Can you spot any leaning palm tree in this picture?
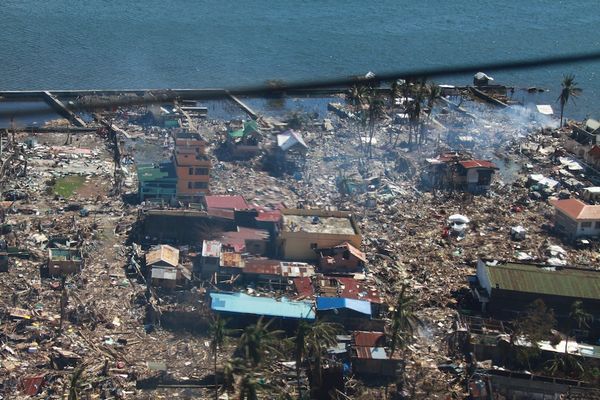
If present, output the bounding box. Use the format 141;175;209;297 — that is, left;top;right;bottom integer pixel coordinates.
388;284;422;357
239;317;284;367
557;74;579;127
209;315;235;400
293;319;339;399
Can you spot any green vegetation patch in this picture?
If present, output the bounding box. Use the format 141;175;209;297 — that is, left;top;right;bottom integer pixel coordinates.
53;175;87;198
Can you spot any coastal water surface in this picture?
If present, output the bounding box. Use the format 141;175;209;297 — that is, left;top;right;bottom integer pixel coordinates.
2;1;600;119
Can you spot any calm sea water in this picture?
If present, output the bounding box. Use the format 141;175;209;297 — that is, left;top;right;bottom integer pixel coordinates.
2;1;600;119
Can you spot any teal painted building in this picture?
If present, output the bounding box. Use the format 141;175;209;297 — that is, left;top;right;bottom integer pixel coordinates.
137;162;177;202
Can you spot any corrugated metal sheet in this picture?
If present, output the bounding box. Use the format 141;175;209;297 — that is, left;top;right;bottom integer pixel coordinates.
316;297;372;316
146;245;179;267
202;240;222;258
355;347;388;360
151;266;177;280
210;292;315;319
353;331;385;347
205;195;249;210
220;252;244;268
486;262;600;300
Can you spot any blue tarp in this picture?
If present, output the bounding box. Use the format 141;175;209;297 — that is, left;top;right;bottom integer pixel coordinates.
315;297;372;316
210;292;315;320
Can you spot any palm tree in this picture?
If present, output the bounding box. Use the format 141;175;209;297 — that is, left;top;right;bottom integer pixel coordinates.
366;95;386;158
293;319;339;399
557;74;579;127
209;315;234;400
239;317;284;367
565;301;592;356
388;284;422;358
238;373;259;400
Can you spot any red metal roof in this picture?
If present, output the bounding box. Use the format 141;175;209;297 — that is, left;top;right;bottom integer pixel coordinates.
293;277;314;298
20;374;45;396
325;276;383;304
205;195;249;210
255;210;282;222
551;198;600;220
458;160;498;169
353;331;386;347
589;145;600;159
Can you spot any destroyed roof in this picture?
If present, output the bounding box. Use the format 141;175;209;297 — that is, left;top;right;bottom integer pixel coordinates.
588;146;600;158
202;240;222;258
353;331;386;347
322;242;367;262
585;118;600;133
220;252;245;268
551;198;600;220
354;347;390;360
458;160;498;169
146;245;179;267
210;292;315;319
482;261;600;300
244;259;315;278
137;162;177;182
219;227;270;252
282;209;358;235
204;195;249;210
277;129;308;151
316;297;372;316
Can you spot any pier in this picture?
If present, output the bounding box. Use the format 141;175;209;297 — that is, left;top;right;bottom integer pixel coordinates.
41;91;87;127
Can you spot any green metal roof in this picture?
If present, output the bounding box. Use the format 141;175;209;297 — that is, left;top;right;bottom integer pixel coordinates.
228;129;245;138
228;121;259;138
137;162;177;183
486;262;600;300
243;120;258;134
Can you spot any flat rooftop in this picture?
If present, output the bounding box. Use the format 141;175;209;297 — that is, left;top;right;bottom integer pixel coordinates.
282;214;355;235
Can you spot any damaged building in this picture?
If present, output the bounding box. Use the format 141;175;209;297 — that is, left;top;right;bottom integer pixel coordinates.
278;209;362;261
422;152;498;194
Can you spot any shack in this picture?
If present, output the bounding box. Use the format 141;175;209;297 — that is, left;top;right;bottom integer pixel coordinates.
48;248;83;276
423;153;498;194
146;245;180;289
226;120;261;158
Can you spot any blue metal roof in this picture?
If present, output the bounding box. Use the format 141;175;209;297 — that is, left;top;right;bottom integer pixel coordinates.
315;297;372;316
210;292;315;320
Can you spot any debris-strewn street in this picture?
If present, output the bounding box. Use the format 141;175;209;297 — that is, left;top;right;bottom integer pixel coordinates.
2;82;600;399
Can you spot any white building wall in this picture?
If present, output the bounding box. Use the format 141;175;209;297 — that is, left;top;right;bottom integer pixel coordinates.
476;259;492;296
576;221;600;237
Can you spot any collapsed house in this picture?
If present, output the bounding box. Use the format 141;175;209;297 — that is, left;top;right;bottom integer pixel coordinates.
47;248;83;276
422;152;498;194
350;331;403;377
226;120;261;158
317;242;366;273
269;129;308;176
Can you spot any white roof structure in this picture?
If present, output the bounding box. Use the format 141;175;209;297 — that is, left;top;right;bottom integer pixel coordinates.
277;130;308;152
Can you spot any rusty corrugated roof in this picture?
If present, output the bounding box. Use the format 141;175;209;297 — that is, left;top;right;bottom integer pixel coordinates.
146;245;179;267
